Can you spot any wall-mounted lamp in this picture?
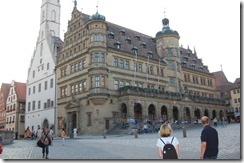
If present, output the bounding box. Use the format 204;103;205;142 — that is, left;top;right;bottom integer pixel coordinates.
96;108;99;115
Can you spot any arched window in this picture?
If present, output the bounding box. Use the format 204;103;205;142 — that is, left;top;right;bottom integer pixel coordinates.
51;10;56;22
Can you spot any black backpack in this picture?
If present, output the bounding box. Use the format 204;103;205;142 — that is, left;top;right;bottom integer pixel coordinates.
160;137;178;159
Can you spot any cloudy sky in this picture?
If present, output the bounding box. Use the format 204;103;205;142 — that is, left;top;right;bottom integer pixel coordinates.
0;0;240;86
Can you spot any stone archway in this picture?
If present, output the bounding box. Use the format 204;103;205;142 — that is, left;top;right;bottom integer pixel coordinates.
194;108;201;120
219;110;224;118
212;110;217;119
204;109;209;117
134;103;142;120
148;104;155;121
42;119;49;129
72;113;77;129
185;107;191;122
121;103;127;121
161;105;168;122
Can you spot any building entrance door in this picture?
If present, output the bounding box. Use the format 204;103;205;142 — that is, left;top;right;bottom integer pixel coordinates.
105;120;109;129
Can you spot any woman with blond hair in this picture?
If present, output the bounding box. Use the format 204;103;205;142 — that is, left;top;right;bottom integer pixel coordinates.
156;123;179;159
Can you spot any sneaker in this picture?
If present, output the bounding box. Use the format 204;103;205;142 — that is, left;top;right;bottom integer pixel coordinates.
42;154;45;158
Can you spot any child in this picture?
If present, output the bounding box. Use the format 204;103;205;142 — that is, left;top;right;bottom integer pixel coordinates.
61;128;66;146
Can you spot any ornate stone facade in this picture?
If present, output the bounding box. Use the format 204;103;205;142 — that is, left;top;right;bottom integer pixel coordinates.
56;6;227;135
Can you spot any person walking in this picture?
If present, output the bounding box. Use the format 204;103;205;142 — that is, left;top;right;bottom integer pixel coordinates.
25;127;31;139
49;127;54;141
200;116;219;159
213;117;218;127
156;123;179;159
61;128;66;146
36;126;42;140
40;127;52;159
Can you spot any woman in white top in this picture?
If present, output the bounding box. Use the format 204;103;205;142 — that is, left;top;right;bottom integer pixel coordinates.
156;123;179;159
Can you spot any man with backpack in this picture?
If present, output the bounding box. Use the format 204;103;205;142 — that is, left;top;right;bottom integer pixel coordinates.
40;127;52;159
156;123;179;159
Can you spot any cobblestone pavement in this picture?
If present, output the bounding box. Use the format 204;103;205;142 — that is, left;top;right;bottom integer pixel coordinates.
0;123;241;160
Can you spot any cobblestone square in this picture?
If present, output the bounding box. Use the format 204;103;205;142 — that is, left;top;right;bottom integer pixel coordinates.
0;123;241;160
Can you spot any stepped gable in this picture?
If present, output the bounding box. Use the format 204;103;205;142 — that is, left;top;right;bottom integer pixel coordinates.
15;82;26;102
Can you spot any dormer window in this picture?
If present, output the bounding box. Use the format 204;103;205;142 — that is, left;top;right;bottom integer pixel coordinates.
120;30;125;36
135;35;140;41
147;51;153;58
131;46;138;55
141;42;146;48
125;37;131;44
150;38;156;43
191;64;195;69
199;65;204;71
114;41;121;49
108;32;114;39
181;61;187;67
183;55;189;61
185;51;190;57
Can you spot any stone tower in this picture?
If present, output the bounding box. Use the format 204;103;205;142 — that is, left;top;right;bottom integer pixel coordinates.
155;17;184;93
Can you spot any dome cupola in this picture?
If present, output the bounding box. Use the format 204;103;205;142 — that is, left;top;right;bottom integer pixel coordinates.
89;5;106;22
89;11;106;21
156;18;179;37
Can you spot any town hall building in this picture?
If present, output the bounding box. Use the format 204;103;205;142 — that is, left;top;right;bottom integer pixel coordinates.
56;1;227;135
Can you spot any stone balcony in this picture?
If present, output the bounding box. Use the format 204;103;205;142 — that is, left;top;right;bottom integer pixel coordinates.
118;86;226;106
88;88;110;105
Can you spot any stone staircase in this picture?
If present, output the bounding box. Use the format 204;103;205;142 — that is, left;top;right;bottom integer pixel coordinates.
107;122;203;135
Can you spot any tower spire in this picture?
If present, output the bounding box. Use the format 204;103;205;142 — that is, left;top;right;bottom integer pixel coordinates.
164;8;166;18
96;0;99;13
73;0;77;8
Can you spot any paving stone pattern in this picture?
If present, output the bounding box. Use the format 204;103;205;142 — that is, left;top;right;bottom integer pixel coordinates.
0;123;241;160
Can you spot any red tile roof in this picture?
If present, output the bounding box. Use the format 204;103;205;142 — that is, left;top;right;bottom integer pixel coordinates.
15;82;26;102
213;71;232;87
80;13;211;74
234;78;240;84
0;83;11;108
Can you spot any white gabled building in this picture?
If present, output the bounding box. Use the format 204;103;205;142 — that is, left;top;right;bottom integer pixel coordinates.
25;0;62;135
